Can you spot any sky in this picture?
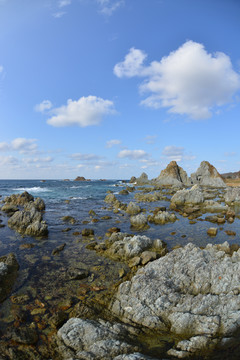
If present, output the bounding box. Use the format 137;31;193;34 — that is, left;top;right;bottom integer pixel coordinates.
0;0;240;179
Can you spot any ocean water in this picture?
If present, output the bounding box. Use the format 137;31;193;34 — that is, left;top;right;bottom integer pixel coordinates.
0;179;240;356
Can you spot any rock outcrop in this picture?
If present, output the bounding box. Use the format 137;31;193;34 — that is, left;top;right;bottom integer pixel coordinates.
110;241;240;359
135;173;149;185
57;318;157;360
0;253;19;303
171;184;204;206
154;161;189;186
4;192;48;237
224;187;240;203
191;161;226;187
74;176;91;181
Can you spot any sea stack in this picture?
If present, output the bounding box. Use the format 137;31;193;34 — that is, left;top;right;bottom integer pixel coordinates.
154;161;189;186
190;161;226;187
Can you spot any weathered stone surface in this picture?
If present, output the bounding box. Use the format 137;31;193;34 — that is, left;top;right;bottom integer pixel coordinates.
203;200;228;213
105;193;118;204
224;187;240;203
57;318;140;359
8;205;48;237
130;214;149;230
104;233;166;261
110;242;240;358
82;228;94;237
135;173;149;185
126;202;141;215
0;253;19;303
171;184;204;206
1;204;18;215
148;211;177;225
154;161;189;186
191;161;226;187
207;227;218;236
4;192;48;237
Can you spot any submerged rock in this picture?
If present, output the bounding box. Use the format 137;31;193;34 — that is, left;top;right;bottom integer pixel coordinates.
0;253;19;303
110;242;240;358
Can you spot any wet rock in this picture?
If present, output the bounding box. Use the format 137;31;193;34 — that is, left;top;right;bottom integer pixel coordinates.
89;209;97;216
49;310;68;328
130;214;149;230
4;191;34;206
126;202;141;215
225;230;236;236
191;161;226;187
134;192;164;202
67;267;89;280
0;253;19;303
119;189;129;195
225;209;236;221
52;243;66;255
82;228;94;237
105;193;118;204
129;176;137;184
62;227;71;232
128;257;141;268
207;227;218;236
110;242;240;358
1;204;18;215
57;318;140;359
61;215;76;224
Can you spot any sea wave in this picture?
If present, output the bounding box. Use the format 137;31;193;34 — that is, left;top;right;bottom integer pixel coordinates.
71;196;88;200
12;187;52;193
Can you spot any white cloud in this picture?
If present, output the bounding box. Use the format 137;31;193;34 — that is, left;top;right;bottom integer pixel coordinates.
97;0;124;16
162;145;196;162
58;0;71;8
70;153;103;161
118;149;149;160
0;138;38;154
23;157;53;164
35;100;53;113
106;139;121;148
144;135;157;144
0;155;19;166
114;47;147;78
114;41;240;119
47;96;115;127
53;11;66;18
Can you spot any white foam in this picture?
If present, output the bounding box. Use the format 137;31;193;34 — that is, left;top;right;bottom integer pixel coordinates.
12;187;51;193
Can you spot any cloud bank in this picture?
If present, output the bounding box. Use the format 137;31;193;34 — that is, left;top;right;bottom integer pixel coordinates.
47;96;115;127
118;149;149;160
0;138;38;154
114;41;240;119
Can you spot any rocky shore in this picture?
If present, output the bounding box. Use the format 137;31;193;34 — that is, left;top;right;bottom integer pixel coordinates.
0;161;240;359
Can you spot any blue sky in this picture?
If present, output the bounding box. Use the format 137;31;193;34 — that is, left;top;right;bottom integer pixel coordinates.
0;0;240;179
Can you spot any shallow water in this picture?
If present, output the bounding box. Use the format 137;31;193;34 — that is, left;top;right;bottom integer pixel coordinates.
0;180;240;358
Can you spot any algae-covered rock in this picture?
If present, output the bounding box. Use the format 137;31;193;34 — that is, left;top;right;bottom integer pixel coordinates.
0;253;19;303
130;214;149;230
126;202;141;215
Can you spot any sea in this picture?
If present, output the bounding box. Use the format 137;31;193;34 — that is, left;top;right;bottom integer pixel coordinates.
0;179;240;353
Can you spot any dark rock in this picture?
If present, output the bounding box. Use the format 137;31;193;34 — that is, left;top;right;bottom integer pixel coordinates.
67;267;89;280
82;228;94;236
52;243;66;256
10;326;38;345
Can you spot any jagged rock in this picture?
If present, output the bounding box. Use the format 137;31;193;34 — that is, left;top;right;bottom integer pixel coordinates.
1;204;18;215
104;234;166;261
191;161;226;187
126;202;141;215
154;161;189;186
134;192;164;202
135;173;149;185
0;253;19;303
57;318;140;359
105;193;118;204
129;176;137;184
224;187;240;203
130;214;149;230
4;191;34;206
171;185;204;206
110;242;240;358
8;205;48;237
148;211;177;225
